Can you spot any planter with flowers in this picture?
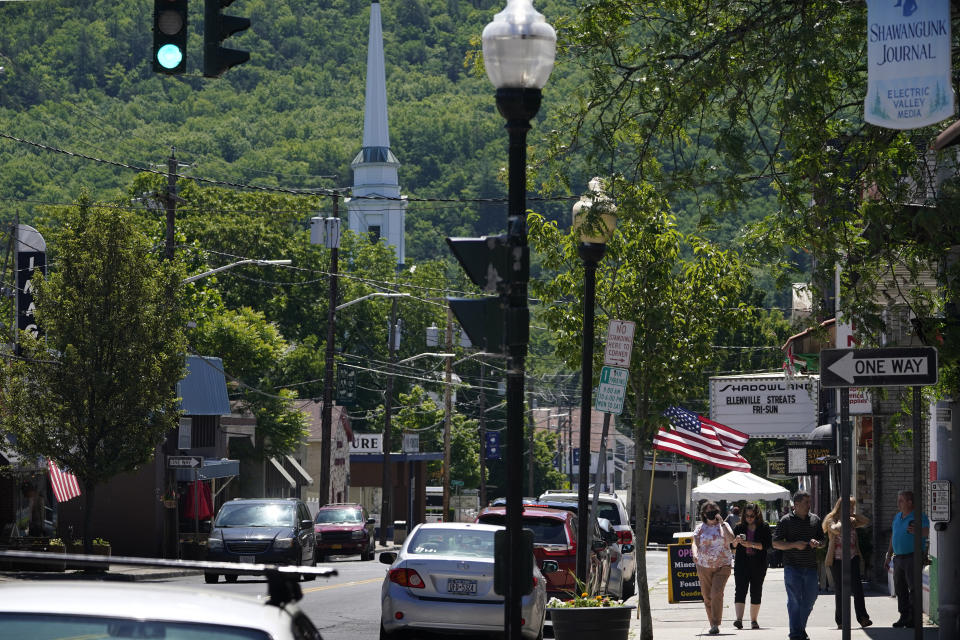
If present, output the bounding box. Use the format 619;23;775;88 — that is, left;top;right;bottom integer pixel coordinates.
546;589;634;640
66;538;111;572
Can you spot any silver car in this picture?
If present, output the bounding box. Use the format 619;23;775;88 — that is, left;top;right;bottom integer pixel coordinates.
379;522;548;640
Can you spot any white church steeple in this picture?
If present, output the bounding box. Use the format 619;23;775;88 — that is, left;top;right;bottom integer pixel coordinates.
347;0;407;266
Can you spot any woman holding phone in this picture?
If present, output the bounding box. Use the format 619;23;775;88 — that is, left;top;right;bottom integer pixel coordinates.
692;500;736;635
731;503;773;629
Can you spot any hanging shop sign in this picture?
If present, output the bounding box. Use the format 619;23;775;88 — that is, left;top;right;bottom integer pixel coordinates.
865;0;954;129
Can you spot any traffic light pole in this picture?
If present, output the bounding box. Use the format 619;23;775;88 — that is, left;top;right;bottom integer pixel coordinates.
497;86;539;640
319;193;340;507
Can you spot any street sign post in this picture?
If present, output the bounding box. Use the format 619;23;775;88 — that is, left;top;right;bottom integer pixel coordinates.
167;455;202;469
820;347;937;388
595;365;628;414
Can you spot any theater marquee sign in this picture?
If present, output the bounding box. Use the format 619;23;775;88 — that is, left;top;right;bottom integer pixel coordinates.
710;373;820;438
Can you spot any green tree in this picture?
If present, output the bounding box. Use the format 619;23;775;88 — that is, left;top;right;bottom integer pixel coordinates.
188;306;309;458
529;179;748;637
0;194;187;550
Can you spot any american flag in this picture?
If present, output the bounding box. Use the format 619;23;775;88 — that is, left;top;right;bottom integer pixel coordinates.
653;406;751;471
47;459;82;503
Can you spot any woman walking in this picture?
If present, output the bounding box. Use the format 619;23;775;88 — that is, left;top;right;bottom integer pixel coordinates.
692;500;736;635
731;503;772;629
822;497;872;628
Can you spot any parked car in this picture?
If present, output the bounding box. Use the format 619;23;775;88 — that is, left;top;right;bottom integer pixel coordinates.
475;504;613;598
539;490;637;598
205;497;317;583
489;496;538;507
314;503;376;561
0;568;326;640
379;522;548;640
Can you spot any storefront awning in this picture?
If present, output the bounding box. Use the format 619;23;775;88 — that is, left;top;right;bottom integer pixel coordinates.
269;456;296;488
175;458;239;481
285;455;313;485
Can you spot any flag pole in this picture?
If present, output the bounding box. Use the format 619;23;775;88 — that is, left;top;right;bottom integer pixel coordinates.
644;448;657;550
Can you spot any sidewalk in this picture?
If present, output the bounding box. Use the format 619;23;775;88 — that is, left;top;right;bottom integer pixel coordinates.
0;541;401;582
626;568;937;639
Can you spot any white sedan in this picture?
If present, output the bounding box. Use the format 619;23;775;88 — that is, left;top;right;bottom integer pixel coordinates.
379;522;548;640
0;580;323;639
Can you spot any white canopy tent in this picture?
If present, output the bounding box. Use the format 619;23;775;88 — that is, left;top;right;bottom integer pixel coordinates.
691;471;791;502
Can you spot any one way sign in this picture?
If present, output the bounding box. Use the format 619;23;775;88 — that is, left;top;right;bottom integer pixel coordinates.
820;347;938;388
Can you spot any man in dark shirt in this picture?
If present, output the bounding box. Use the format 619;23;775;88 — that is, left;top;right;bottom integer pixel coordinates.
773;491;825;640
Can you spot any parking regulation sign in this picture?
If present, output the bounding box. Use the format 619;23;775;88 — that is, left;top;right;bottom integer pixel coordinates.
595;365;628;414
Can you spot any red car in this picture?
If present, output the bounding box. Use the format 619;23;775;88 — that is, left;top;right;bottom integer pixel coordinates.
475;505;611;597
313;503;376;561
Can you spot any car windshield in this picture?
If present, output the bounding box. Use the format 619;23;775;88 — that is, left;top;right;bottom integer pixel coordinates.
215;503;295;527
0;613;270;639
315;508;363;524
407;528;496;558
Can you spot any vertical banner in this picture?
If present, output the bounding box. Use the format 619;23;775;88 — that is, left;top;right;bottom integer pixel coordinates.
15;224;46;339
865;0;953;129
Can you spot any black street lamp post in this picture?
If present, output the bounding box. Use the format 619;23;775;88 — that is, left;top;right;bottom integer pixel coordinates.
572;179;617;584
482;2;554;639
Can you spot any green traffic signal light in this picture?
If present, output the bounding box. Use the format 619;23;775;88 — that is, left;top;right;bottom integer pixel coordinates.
156;44;184;70
153;0;188;74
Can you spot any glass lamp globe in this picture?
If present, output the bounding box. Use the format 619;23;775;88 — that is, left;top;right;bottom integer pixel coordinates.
481;0;556;89
572;177;618;244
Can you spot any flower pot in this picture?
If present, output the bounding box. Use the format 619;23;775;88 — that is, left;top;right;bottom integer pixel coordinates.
547;606;635;640
163;499;177;509
66;543;111;572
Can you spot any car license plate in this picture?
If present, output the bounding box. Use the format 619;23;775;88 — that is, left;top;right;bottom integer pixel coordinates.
330;544;342;549
239;555;255;563
447;579;477;595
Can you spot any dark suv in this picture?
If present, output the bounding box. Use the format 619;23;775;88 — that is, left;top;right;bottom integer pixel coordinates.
205;498;317;583
314;503;376;561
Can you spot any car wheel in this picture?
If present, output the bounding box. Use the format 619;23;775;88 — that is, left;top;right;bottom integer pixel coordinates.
621;574;635;599
302;550;318;581
204;573;218;584
362;540;374;561
224;574;238;583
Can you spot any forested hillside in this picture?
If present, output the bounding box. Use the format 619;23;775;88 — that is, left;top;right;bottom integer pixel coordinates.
0;0;601;261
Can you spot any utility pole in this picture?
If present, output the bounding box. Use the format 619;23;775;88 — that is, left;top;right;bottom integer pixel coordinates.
164;147;178;559
479;362;487;507
379;296;399;546
165;148;178;260
319;193;340;508
442;307;453;521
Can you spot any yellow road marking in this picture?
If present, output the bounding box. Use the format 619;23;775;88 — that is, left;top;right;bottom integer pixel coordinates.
303;577;382;593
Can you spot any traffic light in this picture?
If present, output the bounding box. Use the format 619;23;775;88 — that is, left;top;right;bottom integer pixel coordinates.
446;235;528;354
204;0;250;77
153;0;188;74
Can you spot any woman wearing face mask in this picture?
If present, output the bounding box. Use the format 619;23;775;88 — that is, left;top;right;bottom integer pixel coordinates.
692;500;736;635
